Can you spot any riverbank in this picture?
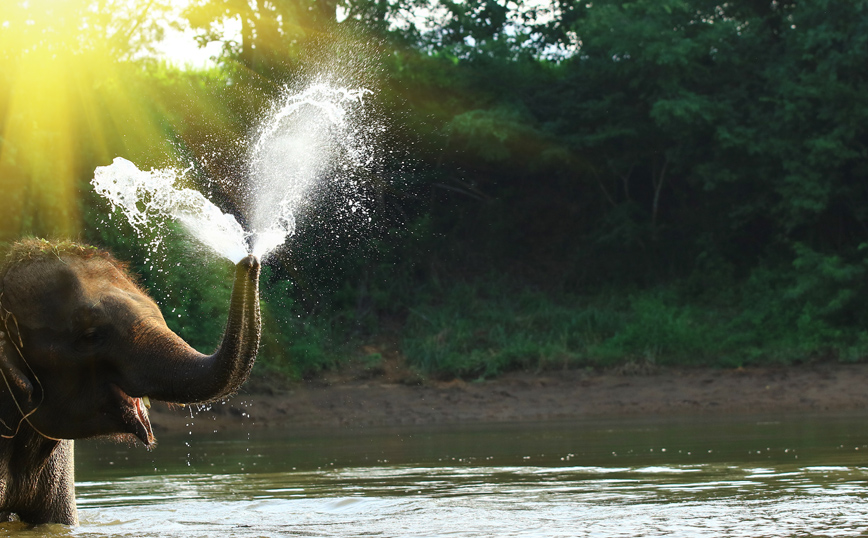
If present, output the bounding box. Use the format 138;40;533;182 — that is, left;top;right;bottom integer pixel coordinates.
147;362;868;434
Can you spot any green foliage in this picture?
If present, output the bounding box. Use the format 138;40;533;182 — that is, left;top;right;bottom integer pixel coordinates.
256;268;335;379
401;278;587;378
6;0;868;384
786;243;868;326
445;105;545;163
399;279;725;378
594;294;715;365
400;271;868;379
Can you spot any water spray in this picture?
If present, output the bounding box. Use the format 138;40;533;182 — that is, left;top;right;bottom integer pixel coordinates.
92;82;377;264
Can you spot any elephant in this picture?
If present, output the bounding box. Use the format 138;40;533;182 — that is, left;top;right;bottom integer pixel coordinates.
0;238;261;525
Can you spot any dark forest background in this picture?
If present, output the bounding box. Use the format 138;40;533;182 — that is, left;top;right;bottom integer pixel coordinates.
2;0;868;380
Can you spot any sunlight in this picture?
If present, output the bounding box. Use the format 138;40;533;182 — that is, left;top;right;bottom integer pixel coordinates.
0;0;231;240
0;1;97;238
152;27;228;69
146;1;242;69
0;50;81;237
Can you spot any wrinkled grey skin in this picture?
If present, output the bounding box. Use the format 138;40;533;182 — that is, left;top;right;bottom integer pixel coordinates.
0;240;261;525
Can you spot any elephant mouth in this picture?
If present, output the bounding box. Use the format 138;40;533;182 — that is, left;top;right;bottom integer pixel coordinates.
110;384;154;447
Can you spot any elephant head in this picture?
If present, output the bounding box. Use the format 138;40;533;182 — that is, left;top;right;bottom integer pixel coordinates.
0;239;261;447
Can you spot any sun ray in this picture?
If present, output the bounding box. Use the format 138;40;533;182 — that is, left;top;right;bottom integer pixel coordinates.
0;0;217;241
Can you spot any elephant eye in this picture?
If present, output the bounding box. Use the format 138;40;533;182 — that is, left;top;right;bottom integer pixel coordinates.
77;327;105;348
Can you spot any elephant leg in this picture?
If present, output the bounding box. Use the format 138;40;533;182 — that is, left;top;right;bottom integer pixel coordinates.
11;441;77;526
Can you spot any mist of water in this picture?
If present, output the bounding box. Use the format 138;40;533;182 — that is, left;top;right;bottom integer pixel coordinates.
246;84;372;259
92;82;376;264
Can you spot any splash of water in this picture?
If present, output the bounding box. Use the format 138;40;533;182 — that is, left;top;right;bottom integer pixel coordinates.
92;157;250;263
247;83;372;258
92;82;375;264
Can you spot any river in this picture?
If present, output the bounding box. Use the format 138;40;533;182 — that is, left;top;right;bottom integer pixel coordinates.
4;412;868;537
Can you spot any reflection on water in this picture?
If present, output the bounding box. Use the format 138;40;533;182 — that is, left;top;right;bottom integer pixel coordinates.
6;413;868;537
75;464;868;537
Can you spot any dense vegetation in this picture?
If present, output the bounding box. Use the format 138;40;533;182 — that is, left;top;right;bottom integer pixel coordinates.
2;0;868;380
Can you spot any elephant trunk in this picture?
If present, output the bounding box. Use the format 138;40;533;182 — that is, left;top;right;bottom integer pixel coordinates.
124;255;261;404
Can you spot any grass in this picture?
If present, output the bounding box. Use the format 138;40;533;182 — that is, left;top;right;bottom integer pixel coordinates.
250;258;868;381
397;275;868;379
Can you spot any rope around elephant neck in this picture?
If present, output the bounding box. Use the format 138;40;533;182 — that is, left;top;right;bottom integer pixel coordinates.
0;293;61;442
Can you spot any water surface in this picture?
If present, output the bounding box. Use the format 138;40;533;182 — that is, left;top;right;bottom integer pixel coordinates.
7;413;868;537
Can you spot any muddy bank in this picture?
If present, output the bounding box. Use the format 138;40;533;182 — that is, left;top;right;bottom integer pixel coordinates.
145;363;868;434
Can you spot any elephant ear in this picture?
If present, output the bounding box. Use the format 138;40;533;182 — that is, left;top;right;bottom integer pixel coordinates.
0;317;38;438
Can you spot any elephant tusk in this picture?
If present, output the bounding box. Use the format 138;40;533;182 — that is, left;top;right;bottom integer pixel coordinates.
142;396;151;409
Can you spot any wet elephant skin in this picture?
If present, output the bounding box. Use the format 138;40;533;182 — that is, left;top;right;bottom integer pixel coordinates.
0;239;261;525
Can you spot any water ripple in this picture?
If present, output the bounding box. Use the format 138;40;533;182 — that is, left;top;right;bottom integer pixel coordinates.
66;464;868;537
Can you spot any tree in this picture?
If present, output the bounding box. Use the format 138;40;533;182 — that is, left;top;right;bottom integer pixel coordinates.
520;0;868;276
184;0;352;73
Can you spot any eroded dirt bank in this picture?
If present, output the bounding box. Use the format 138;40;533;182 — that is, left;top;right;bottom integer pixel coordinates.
147;363;868;434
